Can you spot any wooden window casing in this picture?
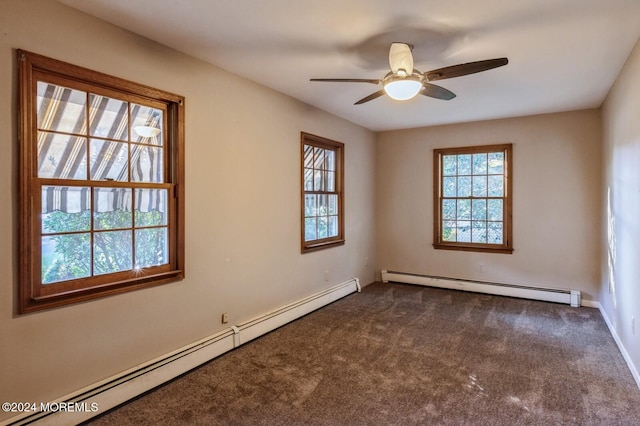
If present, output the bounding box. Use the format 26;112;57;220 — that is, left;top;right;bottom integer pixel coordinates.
18;50;185;313
301;133;344;253
433;144;513;254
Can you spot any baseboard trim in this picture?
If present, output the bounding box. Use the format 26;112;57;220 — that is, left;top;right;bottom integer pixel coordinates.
597;303;640;390
580;299;600;308
2;278;361;426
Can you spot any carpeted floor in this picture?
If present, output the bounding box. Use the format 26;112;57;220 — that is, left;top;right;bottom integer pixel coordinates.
87;282;640;425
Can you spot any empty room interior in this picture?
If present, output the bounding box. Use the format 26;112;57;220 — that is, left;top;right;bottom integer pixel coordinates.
1;0;640;424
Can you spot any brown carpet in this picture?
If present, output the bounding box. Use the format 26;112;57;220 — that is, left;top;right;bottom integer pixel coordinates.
86;282;640;425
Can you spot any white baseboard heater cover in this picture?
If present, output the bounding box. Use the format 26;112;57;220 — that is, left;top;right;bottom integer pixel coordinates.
381;270;581;307
234;278;360;346
4;278;361;426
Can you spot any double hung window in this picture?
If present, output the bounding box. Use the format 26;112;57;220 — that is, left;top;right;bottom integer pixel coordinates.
18;50;185;312
433;144;513;253
301;133;344;252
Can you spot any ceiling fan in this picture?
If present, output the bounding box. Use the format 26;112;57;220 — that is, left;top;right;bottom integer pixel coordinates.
311;43;508;105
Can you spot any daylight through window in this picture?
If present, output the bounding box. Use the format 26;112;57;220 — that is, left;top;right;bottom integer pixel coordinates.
433;144;513;253
301;133;344;252
19;50;185;312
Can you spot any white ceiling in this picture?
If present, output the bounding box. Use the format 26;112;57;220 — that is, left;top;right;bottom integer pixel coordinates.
57;0;640;131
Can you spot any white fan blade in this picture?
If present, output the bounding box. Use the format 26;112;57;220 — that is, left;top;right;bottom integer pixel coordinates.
389;42;414;75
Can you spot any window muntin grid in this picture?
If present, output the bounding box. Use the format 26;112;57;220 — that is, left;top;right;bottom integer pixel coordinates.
434;144;512;253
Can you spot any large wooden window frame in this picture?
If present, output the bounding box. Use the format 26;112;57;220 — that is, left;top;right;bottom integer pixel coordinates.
18;50;185;313
433;143;513;254
301;132;344;253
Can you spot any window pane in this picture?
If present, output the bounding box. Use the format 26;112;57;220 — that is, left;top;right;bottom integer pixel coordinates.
326;150;335;171
443;177;457;197
472;153;487;175
313;170;324;191
317;216;328;239
471;199;487;221
457;199;471;220
94;230;132;275
458;154;472;175
443;155;457;176
488;222;503;244
472;221;487;243
90;139;128;181
488;199;503;221
328;215;338;237
131;104;163;145
131;145;164;183
304;194;316;217
488;152;504;174
314;147;325;170
457;221;471;242
41;186;91;234
37;132;87;180
442;221;456;242
304;218;316;241
94;188;132;230
318;194;328;215
488;175;504;197
328;195;338;215
42;233;91;284
304;168;313;191
327;170;335;192
457;176;471;197
89;94;128;141
304;145;313;168
135;189;168;227
442;199;456;220
322;171;329;191
37;82;86;134
472;176;487;197
135;228;168;268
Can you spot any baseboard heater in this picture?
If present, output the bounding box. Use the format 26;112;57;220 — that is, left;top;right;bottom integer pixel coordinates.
233;278;361;346
381;270;581;307
4;278;361;426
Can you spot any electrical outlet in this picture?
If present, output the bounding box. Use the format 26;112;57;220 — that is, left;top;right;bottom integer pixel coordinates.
221;312;229;324
632;316;635;335
324;270;330;282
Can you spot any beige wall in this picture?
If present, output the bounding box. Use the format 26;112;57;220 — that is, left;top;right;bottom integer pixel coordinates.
376;110;602;300
601;37;640;378
0;0;376;416
2;0;637;418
